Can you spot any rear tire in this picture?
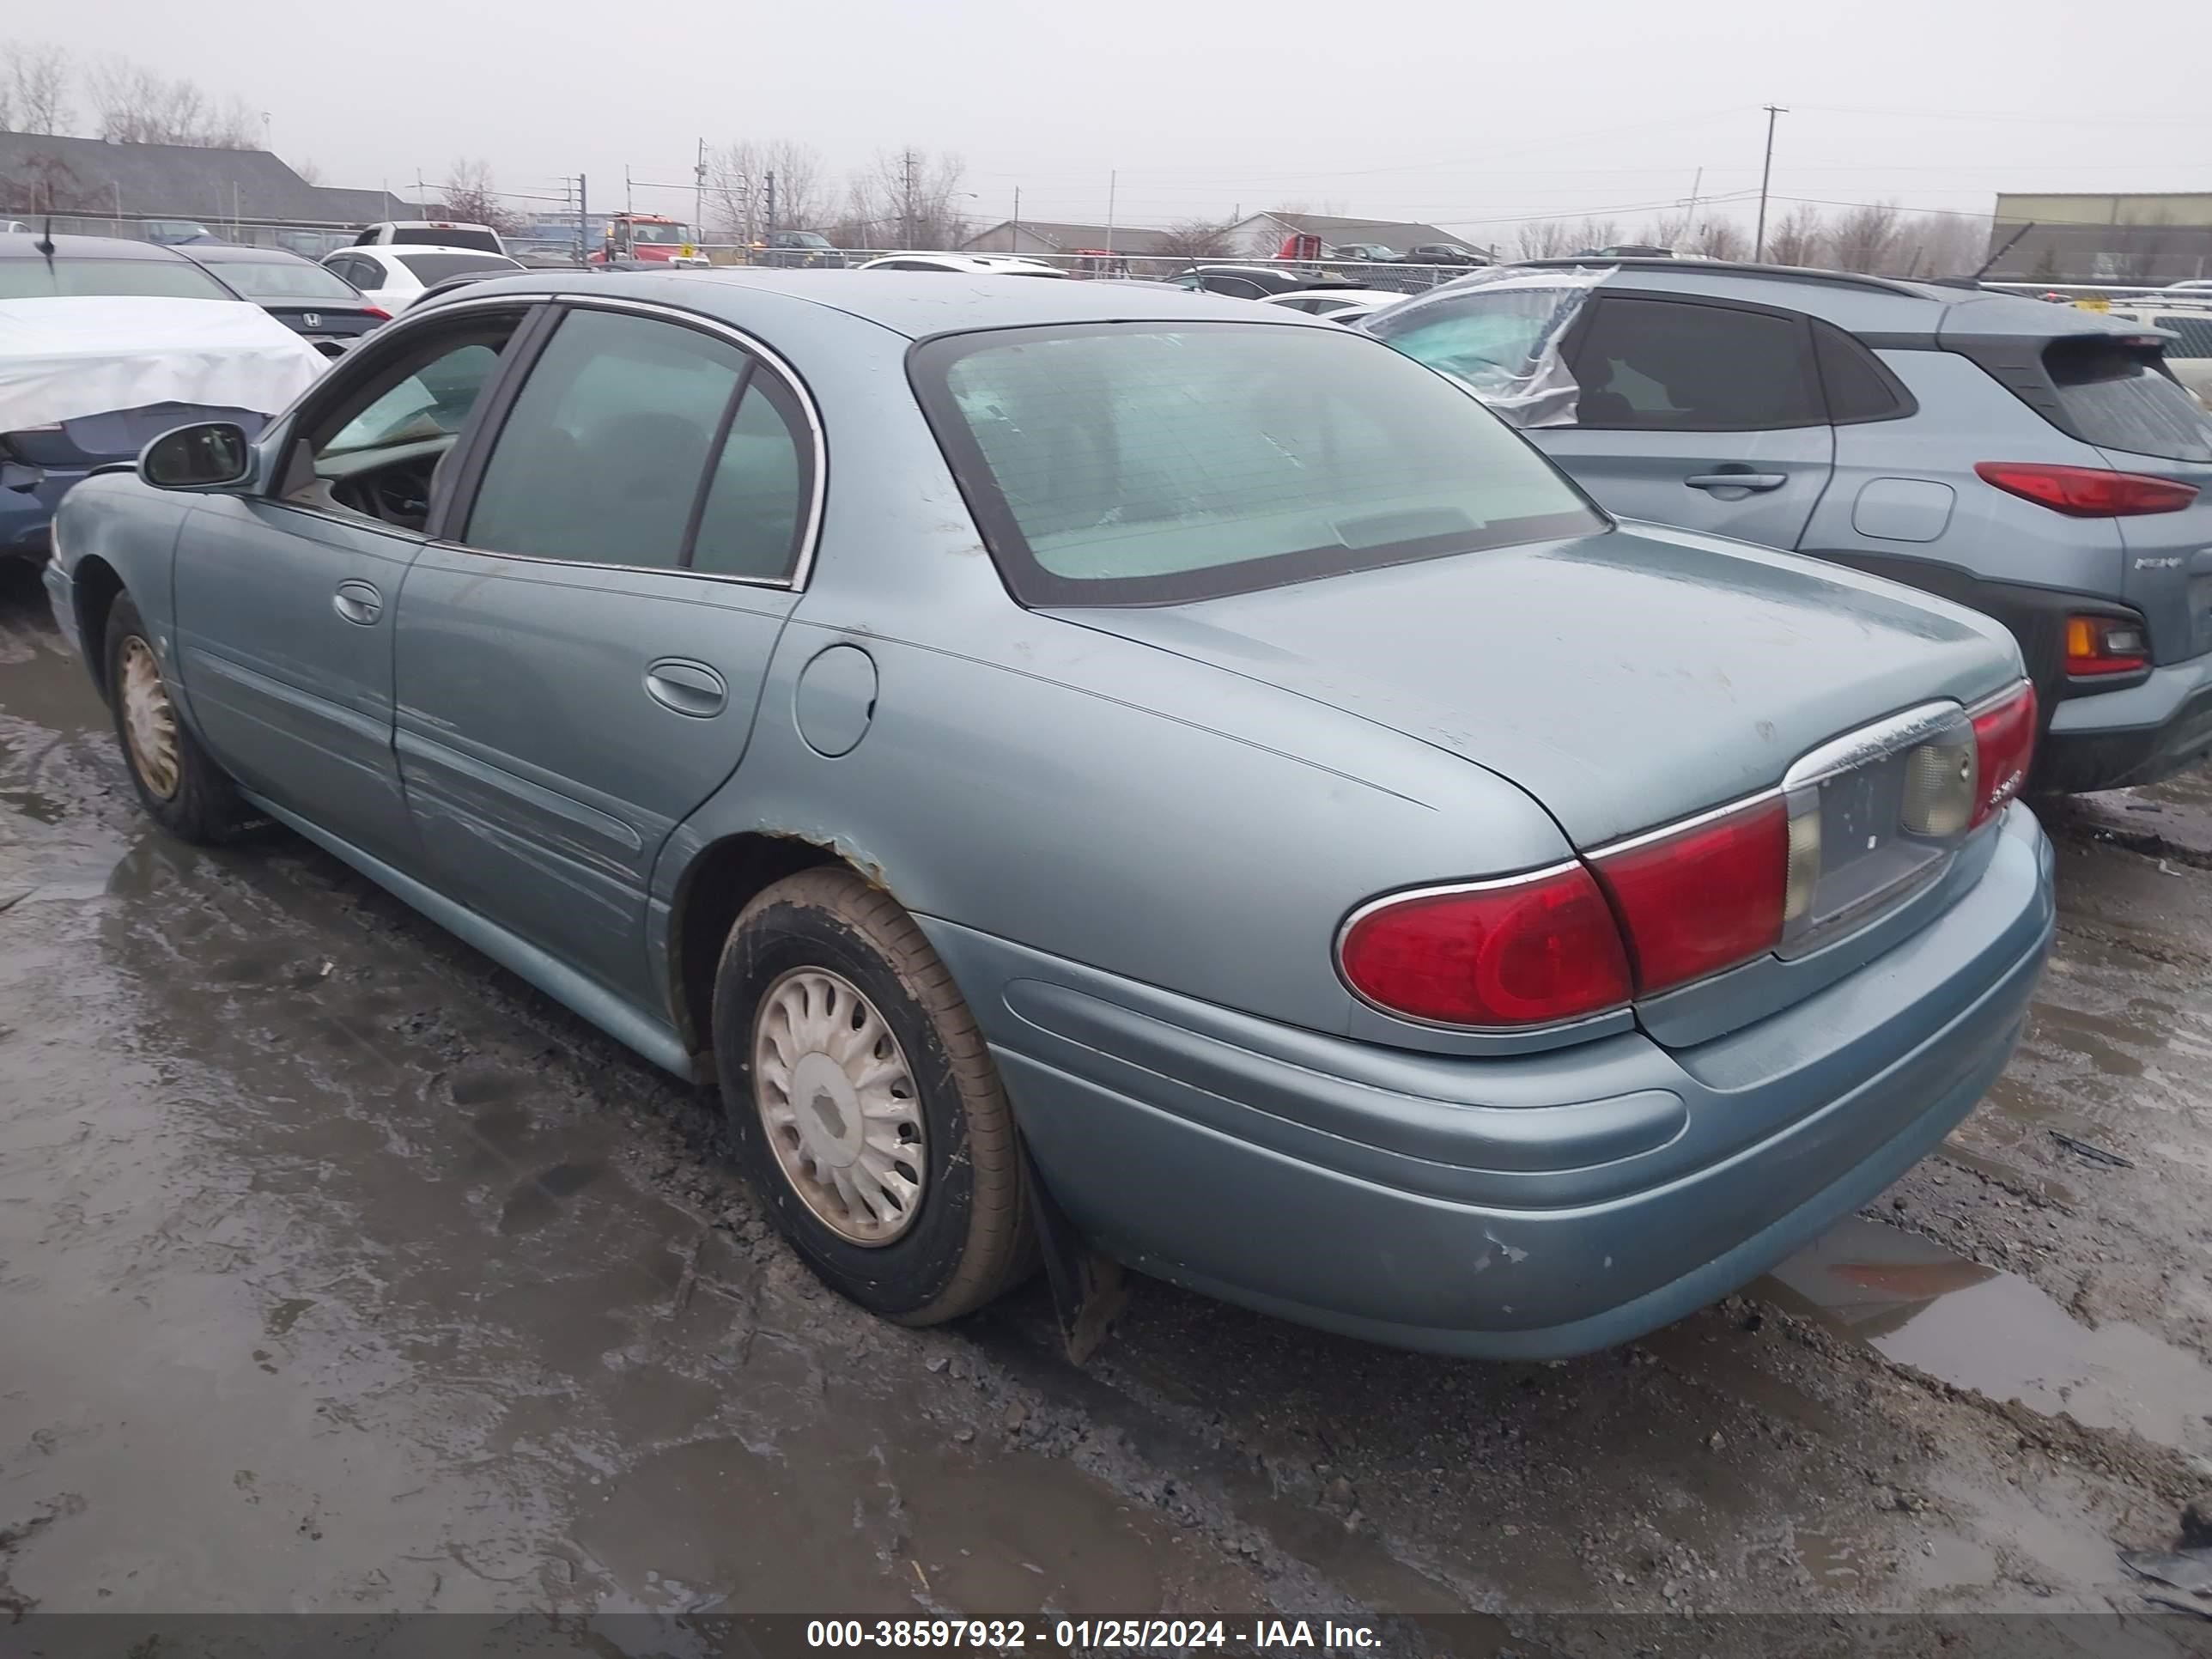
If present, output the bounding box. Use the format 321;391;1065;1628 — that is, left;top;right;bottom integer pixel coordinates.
712;867;1034;1324
104;592;250;843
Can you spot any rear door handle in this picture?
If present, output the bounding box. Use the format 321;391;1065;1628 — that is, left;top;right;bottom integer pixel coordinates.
332;580;383;624
644;658;727;719
1685;472;1788;494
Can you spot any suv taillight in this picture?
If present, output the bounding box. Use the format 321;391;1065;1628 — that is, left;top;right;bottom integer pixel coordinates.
1975;462;2197;517
1969;681;2038;829
2064;614;2148;677
1337;866;1631;1028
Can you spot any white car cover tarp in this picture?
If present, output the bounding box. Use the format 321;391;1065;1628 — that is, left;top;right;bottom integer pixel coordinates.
0;296;326;432
1365;265;1613;428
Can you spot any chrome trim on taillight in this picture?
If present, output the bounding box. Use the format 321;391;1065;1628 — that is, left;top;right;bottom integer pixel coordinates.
1585;787;1782;861
1783;700;1962;791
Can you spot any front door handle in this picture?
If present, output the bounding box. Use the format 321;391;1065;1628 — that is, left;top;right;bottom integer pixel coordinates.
332;580;383;625
1685;471;1788;494
644;658;727;719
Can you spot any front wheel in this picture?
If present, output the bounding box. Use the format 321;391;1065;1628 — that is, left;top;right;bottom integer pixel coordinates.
711;867;1034;1324
103;592;250;842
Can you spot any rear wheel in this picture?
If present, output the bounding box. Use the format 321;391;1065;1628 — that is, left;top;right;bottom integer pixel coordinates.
104;592;249;843
711;867;1034;1323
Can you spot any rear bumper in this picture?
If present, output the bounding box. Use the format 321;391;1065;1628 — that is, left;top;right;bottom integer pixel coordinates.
2039;652;2212;793
42;555;80;658
921;805;2054;1358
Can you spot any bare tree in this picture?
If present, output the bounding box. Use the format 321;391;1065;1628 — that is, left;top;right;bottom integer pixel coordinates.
1889;210;1987;278
293;155;324;185
1765;203;1827;266
1628;212;1690;252
1158;217;1239;260
1;45;70;135
1686;216;1751;261
1513;219;1577;259
0;152;94;215
861;147;969;251
435;158;522;233
708;139;830;243
87;54;259;147
1562;217;1620;253
1826;200;1903;273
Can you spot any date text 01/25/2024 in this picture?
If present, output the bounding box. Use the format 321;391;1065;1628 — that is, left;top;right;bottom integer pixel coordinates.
805;1619;1382;1650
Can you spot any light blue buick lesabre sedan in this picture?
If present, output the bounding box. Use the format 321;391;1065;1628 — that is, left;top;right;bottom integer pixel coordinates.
45;270;2054;1358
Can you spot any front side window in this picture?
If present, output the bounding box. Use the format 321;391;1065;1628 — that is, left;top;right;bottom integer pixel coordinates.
0;257;232;301
465;308;749;567
912;320;1601;606
284;313;524;529
1567;296;1821;430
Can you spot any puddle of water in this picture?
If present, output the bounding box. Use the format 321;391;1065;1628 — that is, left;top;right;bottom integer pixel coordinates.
1756;1214;2212;1455
1794;1528;1864;1589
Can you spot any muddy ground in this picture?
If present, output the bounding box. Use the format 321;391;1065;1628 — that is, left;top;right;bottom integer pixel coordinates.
3;560;2209;1645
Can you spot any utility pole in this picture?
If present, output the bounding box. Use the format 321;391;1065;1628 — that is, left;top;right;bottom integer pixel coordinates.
766;169;777;240
1685;165;1702;249
902;149;918;248
1753;105;1785;261
416;168;426;213
1012;185;1020;249
625;165;634;216
693;137;706;240
1105;169;1116;254
578;173;588;266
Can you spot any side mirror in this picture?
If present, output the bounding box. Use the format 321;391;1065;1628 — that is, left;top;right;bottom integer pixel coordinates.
140;422;252;490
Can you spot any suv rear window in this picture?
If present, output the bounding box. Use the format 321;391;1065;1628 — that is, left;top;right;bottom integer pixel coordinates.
388;226;502;253
394;252;523;284
911;321;1602;606
2046;338;2212;463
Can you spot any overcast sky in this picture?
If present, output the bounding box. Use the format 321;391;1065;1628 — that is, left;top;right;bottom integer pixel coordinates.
24;0;2212;240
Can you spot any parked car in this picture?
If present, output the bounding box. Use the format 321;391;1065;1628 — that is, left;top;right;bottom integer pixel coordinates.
1261;287;1404;319
352;220;507;257
142;220;222;246
1406;242;1492;268
0;233;325;561
1362;258;2212;793
175;243;391;357
2098;298;2212;410
1581;244;1675;258
856;254;1066;277
45;270;2052;1359
1329;243;1401;263
759;230;848;269
1165;264;1358;299
320;246;525;313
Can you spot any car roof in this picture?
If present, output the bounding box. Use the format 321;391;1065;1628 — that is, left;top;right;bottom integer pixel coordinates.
0;232;193;262
416;267;1327;337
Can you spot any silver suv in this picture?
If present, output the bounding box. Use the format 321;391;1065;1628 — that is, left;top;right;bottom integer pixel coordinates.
1362;259;2212;793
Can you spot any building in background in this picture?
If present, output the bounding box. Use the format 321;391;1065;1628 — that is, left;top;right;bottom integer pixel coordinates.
0;131;417;232
1987;192;2212;284
1223;210;1476;260
962;219;1178;258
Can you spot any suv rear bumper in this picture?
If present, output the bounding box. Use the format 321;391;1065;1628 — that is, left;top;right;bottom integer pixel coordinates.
921;806;2053;1358
2040;652;2212;793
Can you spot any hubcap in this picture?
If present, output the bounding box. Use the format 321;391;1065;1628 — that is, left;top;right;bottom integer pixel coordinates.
118;636;181;800
751;968;926;1246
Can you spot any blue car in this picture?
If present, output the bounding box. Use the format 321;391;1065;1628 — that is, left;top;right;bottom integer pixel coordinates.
46;270;2053;1358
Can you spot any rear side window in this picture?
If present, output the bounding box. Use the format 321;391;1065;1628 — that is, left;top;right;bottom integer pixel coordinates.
1568;297;1822;430
2045;337;2212;463
1812;320;1913;422
911;320;1601;606
690;374;811;581
466;308;748;567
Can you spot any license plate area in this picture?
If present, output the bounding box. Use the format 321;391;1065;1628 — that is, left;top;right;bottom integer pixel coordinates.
1778;701;1974;960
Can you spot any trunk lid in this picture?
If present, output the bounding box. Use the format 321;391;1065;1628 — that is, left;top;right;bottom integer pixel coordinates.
1054;525;2020;849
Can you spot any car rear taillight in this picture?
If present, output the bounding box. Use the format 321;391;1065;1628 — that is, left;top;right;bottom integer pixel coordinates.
1968;682;2037;830
2064;613;2148;677
1337;866;1632;1028
1589;797;1790;996
1975;462;2197;517
361;305;392;320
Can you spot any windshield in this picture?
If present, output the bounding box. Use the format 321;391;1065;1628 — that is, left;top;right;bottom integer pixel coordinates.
393;252;522;283
210;259;362;301
323;343;503;455
625;222;686;245
388;225;501;252
0;257;234;301
785;233;831;248
911;321;1602;606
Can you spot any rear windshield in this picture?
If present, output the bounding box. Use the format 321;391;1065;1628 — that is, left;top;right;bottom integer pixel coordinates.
211;259;362;301
393;252;522;283
0;257;232;301
2047;338;2212;463
910;320;1602;606
389;226;501;252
